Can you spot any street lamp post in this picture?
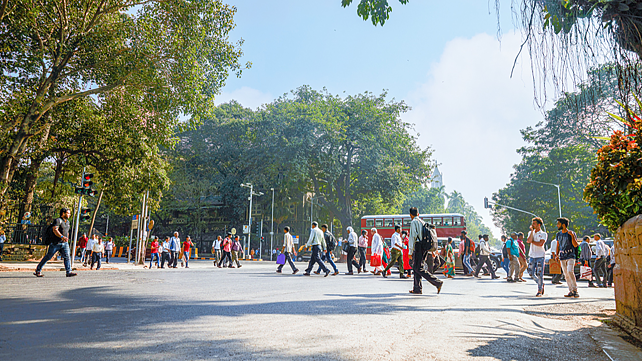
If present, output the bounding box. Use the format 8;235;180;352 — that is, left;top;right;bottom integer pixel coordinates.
527;180;562;218
241;183;263;259
270;188;275;261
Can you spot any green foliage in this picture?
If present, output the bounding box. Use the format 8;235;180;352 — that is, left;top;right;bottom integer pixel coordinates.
584;101;642;232
446;191;496;243
400;186;446;215
341;0;409;26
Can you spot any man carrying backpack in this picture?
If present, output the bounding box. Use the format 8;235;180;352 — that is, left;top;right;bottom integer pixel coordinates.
317;224;338;276
408;207;442;295
34;208;77;277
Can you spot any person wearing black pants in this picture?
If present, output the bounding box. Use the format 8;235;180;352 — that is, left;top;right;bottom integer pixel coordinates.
357;230;368;273
408;207;442;295
303;222;330;277
345;226;361;274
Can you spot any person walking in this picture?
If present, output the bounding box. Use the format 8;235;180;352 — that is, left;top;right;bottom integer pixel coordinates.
104;237;114;264
460;231;474;277
161;236;171;268
401;231;412;277
527;217;547;296
607;244;615;287
318;224;338;276
182;236;194;268
84;235;97;267
345;226;361;275
593;234;608;288
506;232;521;282
218;234;233;268
212;235;222;266
516;232;528;282
0;229;6;262
149;237;160;269
303;222;330;277
500;235;509;277
169;232;180;268
277;227;299;274
90;238;104;270
579;236;597;287
408;207;443;295
556;217;580;298
550;238;563;284
443;237;455;278
78;233;88;263
358;229;368;273
474;235;499;279
231;235;242;268
382;226;406;278
34;208;76;277
369;228;384;275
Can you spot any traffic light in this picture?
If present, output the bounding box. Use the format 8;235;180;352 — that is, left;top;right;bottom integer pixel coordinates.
80;207;91;222
74;172;97;197
484;197;489;209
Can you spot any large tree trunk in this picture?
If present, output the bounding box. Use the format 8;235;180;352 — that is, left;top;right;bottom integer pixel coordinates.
19;157;45;219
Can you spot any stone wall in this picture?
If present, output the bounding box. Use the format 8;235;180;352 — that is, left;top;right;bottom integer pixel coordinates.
0;244;47;261
614;214;642;342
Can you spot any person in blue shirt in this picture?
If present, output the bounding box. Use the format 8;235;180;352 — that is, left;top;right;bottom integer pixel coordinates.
506;232;521;282
0;229;6;262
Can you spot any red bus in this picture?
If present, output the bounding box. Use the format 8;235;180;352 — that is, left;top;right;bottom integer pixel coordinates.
360;213;466;255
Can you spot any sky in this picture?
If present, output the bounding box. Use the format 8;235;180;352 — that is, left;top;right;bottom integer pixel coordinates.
215;0;548;237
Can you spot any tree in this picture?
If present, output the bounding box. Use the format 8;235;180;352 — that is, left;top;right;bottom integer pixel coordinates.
400;186;446;215
341;0;408;26
0;0;248;217
446;190;496;243
261;86;433;234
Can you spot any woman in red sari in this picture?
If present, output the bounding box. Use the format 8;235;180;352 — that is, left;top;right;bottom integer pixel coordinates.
402;230;412;277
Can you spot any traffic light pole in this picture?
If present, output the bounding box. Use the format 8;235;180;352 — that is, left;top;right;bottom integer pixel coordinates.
70;167;86;267
484;198;547;233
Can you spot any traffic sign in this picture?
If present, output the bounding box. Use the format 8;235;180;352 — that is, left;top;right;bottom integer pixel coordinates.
243;225;249;234
231;228;237;235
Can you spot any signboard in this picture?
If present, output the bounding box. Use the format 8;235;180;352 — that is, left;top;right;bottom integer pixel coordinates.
243;225;249;234
131;215;139;229
293;236;299;245
231;228;237;235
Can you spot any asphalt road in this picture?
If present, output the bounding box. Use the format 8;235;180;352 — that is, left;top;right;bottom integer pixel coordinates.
0;260;616;361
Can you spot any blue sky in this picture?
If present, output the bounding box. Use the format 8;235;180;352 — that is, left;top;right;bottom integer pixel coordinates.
217;0;547;237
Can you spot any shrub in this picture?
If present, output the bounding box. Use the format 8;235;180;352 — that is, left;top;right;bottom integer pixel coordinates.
584;108;642;232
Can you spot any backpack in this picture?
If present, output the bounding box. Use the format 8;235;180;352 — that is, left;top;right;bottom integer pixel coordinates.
470;239;476;253
474;242;481;257
42;219;62;245
421;222;438;252
326;233;336;250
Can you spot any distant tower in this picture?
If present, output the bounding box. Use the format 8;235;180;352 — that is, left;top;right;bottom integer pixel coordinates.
430;166;443;189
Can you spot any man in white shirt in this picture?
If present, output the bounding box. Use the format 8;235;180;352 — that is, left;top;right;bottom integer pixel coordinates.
161;236;171;268
169;232;180;268
382;225;406;278
303;222;330;277
104;238;114;264
277;227;299;274
345;227;361;275
84;235;98;267
527;217;548;297
408;207;443;295
212;235;222;266
550;238;562;284
593;233;608;288
90;238;104;270
474;234;499;279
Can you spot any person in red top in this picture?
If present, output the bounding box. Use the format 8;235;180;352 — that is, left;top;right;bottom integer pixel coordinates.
78;233;89;264
182;236;194;268
402;231;412;277
217;234;233;268
149;237;160;269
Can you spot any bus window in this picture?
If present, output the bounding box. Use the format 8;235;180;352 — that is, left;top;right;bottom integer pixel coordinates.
386;219;394;227
423;217;432;225
375;219;383;228
443;217;452;226
394;219;402;227
453;217;462;226
366;219;374;228
402;217;411;225
433;217;442;226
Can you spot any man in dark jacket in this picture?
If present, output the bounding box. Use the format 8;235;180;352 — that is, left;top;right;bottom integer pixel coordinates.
317;224;339;275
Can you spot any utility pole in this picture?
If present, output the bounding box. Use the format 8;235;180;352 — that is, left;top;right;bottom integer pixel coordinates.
270;188;275;261
259;217;263;259
241;183;263;259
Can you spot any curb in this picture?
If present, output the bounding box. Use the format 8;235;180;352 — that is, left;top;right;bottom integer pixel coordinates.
590;323;642;360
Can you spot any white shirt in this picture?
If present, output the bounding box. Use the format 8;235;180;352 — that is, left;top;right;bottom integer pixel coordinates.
87;238;97;252
391;232;403;251
347;232;358;247
550;239;558;254
595;239;609;258
283;232;295;253
104;240;114;251
306;227;324;247
92;242;104;253
214;238;221;250
371;233;383;256
162;240;170;252
479;240;491;256
528;230;547;258
610;245;616;265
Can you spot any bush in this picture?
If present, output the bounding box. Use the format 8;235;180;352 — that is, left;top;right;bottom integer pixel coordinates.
584;111;642;232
